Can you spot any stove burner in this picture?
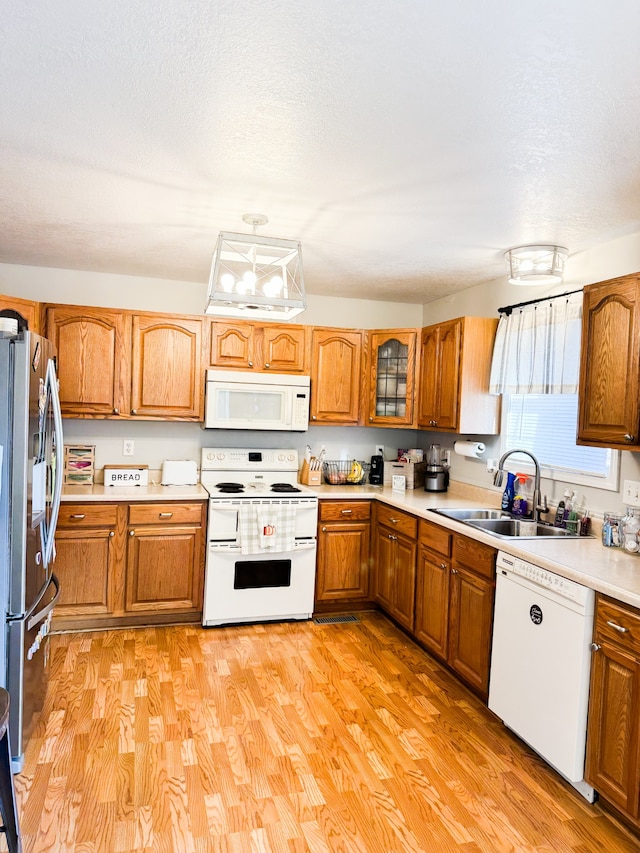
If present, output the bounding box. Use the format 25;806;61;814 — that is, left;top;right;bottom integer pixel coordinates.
271;483;302;493
216;482;245;494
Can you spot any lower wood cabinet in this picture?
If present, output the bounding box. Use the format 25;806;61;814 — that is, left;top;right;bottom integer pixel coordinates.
415;519;496;698
586;595;640;825
315;501;372;609
52;500;206;630
373;504;418;631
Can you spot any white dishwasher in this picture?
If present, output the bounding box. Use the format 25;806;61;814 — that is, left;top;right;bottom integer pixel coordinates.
489;551;596;802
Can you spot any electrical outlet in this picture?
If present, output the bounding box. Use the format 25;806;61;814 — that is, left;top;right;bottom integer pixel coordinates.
375;444;385;458
123;439;135;456
623;479;640;507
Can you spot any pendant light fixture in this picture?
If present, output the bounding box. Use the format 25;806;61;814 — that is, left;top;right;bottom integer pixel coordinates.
504;244;568;285
205;214;306;320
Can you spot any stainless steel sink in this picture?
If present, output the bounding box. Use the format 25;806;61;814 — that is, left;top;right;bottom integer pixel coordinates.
428;507;587;539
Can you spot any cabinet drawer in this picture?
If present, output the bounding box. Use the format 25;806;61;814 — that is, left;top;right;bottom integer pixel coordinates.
128;503;204;526
452;534;496;579
376;505;417;538
58;504;119;527
319;501;371;522
596;596;640;654
419;519;451;557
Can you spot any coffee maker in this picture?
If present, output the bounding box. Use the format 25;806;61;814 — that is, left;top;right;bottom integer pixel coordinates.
369;455;384;485
424;444;449;493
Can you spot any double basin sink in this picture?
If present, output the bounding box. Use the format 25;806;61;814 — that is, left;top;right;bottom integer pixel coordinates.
429;507;586;540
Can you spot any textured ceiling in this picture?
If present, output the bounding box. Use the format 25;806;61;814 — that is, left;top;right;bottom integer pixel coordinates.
2;1;640;304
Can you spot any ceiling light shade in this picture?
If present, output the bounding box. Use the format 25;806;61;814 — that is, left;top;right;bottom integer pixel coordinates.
504;244;568;286
205;216;305;320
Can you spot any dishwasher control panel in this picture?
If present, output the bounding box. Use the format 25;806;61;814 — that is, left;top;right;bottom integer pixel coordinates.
496;551;594;608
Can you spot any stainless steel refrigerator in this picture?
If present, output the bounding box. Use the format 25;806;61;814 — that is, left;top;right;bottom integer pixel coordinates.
0;329;63;771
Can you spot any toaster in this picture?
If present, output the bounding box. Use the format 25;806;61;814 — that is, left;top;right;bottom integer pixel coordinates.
161;459;198;486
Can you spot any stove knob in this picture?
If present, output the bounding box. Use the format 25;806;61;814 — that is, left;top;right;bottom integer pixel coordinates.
278;453;285;461
217;453;225;460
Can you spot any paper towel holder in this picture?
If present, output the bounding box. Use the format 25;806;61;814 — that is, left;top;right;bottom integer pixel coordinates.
453;440;486;458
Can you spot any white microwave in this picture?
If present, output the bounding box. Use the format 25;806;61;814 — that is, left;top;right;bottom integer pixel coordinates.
204;369;310;431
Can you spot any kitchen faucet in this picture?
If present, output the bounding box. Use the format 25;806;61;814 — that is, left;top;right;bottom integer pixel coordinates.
493;449;549;522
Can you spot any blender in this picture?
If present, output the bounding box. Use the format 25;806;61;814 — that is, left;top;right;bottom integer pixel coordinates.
424;443;449;492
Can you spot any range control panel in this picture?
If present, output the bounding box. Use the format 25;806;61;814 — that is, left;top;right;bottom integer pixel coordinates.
201;448;298;471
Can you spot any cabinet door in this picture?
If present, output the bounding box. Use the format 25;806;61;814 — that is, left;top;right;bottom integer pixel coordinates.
368;330;417;427
131;314;203;419
262;325;308;373
578;277;640;448
54;528;118;617
209;321;257;369
46;306;130;416
448;567;494;697
417;325;439;427
316;522;370;601
0;294;42;334
586;641;640;817
125;525;203;614
393;534;417;631
373;525;395;612
415;545;450;661
310;329;363;424
435;319;462;430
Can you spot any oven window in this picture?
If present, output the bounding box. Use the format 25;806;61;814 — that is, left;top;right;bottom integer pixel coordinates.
234;559;292;590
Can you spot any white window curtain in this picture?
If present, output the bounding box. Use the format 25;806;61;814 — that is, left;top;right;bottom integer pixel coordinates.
489;292;583;395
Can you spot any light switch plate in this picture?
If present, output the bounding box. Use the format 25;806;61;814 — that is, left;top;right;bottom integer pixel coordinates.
623;479;640;507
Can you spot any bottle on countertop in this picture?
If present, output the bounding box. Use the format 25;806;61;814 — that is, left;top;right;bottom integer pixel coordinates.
501;472;516;513
622;507;640;553
554;500;566;527
511;473;532;517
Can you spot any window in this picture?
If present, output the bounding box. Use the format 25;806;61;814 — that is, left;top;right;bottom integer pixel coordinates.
502;392;619;491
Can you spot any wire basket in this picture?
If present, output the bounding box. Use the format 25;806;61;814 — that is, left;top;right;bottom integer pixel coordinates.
322;460;370;485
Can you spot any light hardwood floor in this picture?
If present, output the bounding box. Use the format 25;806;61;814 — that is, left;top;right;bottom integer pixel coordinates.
9;613;640;852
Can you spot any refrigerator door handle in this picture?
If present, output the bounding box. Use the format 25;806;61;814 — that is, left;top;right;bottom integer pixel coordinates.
43;357;64;568
27;573;60;632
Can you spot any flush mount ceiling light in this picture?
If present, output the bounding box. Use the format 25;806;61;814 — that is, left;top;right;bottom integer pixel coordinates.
205;214;306;320
504;244;569;286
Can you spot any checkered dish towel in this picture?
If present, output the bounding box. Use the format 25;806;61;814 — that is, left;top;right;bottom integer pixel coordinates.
237;504;297;555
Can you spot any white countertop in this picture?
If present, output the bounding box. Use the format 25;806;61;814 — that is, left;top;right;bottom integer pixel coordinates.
62;483;210;502
315;483;640;610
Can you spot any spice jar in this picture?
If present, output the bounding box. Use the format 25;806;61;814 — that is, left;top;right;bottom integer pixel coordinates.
602;513;623;548
622;507;640;553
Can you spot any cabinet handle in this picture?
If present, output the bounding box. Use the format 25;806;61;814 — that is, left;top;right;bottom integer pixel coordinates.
131;409;137;415
389;518;398;524
70;514;86;519
451;568;458;575
340;509;352;515
440;563;447;569
113;408;120;415
624;434;635;442
312;415;317;420
265;363;270;369
129;530;135;536
322;526;327;533
590;642;601;652
159;512;173;518
109;531;115;537
248;361;253;367
388;534;397;541
369;417;373;421
606;620;629;633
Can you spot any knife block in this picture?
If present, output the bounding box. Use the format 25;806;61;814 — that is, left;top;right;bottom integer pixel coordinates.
300;460;322;485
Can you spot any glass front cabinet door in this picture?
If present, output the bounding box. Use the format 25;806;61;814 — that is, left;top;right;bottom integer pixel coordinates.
368;330;417;427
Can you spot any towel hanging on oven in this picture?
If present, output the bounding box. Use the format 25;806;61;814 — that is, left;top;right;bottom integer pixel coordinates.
237;504;296;555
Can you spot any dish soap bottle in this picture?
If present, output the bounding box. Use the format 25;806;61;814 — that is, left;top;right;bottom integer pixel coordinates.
511;474;530;516
501;472;516;512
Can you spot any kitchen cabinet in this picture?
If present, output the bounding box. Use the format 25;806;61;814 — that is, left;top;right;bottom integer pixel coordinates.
367;329;418;427
310;328;365;425
52;500;206;630
0;293;43;334
578;274;640;449
417;316;499;434
46;305;205;420
209;320;309;373
415;519;496;698
373;504;418;631
586;595;640;825
315;501;372;609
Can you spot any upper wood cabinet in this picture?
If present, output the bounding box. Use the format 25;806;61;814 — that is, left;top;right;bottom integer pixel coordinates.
417;316;499;434
367;329;418;427
131;314;203;419
46;305;131;417
209;320;308;373
578;274;640;449
310;328;364;425
46;305;205;420
0;293;43;334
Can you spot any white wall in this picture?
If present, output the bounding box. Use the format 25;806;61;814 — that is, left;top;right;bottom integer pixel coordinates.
422;229;640;518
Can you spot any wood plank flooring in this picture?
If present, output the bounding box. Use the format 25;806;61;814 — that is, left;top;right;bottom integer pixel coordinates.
9;613;640;852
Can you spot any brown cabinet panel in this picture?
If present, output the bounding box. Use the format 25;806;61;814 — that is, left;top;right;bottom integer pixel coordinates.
448;567;495;696
578;275;640;448
129;503;204;526
373;525;396;614
376;504;418;539
418;518;451;558
373;513;417;632
0;294;42;333
46;306;130;416
452;534;496;580
58;504;119;527
210;321;256;369
54;529;117;617
126;526;203;613
415;545;450;660
262;325;308;372
131;315;203;419
367;329;418;427
316;522;370;601
434;320;461;429
319;501;371;522
310;328;363;424
394;534;417;630
208;321;308;374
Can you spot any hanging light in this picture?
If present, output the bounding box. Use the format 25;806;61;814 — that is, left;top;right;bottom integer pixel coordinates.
205;214;306;320
504;244;568;285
